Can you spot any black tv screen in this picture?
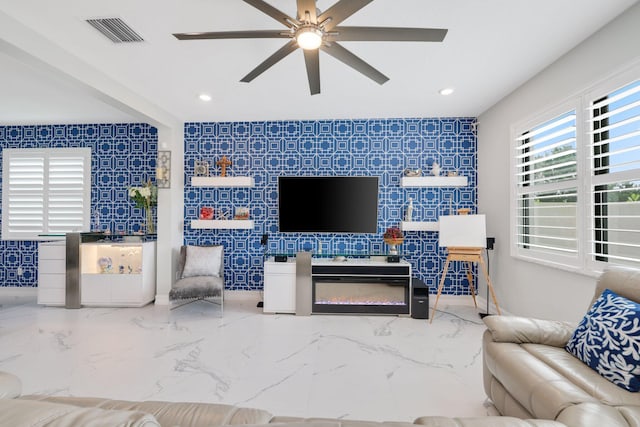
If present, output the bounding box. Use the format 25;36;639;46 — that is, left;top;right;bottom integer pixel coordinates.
278;176;379;233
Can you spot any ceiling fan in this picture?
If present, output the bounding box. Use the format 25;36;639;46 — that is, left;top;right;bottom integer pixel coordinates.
173;0;448;95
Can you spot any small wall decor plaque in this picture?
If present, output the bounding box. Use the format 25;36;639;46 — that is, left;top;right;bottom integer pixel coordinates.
194;160;209;177
234;207;249;220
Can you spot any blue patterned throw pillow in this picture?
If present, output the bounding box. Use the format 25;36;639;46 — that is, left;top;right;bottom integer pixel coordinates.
566;289;640;392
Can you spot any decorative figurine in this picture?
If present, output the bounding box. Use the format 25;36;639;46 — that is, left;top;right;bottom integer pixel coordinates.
217;208;229;220
216;156;232;177
431;161;441;176
405;198;414;222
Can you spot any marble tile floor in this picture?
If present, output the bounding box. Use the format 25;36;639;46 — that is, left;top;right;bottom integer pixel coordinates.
0;294;492;422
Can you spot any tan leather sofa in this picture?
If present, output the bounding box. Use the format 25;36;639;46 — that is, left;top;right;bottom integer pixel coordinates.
483;267;640;427
0;370;561;427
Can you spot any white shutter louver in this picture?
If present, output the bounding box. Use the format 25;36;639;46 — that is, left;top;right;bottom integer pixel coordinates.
590;80;640;268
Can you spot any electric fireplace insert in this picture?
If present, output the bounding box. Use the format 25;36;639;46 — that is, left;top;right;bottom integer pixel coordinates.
311;264;410;315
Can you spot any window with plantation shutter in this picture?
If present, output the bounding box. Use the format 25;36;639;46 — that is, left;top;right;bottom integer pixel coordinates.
2;148;91;240
512;65;640;274
589;79;640;268
514;109;579;264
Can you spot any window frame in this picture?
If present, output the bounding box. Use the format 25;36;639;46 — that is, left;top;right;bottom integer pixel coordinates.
510;99;587;272
510;63;640;275
584;68;640;273
2;147;91;241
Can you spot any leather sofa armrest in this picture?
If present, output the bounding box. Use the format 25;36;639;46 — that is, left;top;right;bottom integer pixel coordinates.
483;315;575;347
0;372;21;399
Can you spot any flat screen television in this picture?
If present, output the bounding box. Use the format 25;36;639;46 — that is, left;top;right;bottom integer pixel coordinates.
278;176;379;233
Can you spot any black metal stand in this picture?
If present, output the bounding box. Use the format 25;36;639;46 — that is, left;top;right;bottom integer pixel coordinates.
478;247;491;319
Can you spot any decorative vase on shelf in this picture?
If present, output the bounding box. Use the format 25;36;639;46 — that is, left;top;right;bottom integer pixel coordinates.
384;237;404;255
383;226;404;255
129;180;158;235
431;161;441;176
145;207;155;234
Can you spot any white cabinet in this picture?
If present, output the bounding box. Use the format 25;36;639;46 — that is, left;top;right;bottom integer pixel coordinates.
38;241;66;306
80;241;156;307
263;259;296;314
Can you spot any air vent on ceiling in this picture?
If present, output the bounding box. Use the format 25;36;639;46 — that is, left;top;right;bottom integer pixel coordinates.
86;18;144;43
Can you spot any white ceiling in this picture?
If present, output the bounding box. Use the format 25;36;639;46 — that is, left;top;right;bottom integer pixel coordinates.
0;0;638;125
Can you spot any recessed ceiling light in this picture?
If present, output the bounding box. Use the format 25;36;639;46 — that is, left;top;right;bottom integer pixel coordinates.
439;88;455;96
199;93;212;102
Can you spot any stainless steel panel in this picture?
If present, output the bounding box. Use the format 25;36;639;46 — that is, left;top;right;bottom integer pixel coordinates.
295;251;312;316
65;233;81;309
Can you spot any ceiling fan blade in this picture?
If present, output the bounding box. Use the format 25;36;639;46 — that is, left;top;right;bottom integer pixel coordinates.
317;0;373;31
240;40;298;83
303;49;321;95
173;30;290;40
321;42;388;85
243;0;299;28
328;27;448;42
297;0;318;23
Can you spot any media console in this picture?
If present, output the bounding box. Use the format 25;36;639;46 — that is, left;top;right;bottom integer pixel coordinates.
263;253;412;316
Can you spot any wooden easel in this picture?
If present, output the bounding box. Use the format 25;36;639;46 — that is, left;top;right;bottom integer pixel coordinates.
430;246;501;323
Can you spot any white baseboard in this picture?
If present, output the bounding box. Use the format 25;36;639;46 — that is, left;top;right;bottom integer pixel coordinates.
0;287;37;297
224;290;262;301
154;294;169;305
476;296;511;316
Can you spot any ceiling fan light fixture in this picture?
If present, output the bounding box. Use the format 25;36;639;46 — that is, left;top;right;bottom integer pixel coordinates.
296;27;323;50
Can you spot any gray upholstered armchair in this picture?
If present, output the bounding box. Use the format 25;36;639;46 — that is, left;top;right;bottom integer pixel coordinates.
169;245;224;314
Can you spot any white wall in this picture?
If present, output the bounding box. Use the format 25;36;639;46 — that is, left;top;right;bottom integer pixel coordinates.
477;2;640;322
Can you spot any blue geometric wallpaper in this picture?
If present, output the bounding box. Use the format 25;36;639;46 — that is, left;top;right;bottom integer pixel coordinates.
0;124;158;287
184;117;478;295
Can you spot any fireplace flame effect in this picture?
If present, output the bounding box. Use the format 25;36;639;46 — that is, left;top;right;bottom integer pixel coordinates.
315;297;405;306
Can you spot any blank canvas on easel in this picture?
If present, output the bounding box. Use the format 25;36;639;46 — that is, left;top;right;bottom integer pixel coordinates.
439;214;486;248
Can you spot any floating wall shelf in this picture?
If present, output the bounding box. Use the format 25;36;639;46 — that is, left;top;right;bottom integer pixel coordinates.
400;221;439;232
190;220;254;230
191;176;254;187
400;176;468;187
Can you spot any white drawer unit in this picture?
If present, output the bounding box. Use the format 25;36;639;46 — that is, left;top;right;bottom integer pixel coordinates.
263;259;296;314
38;241;66;306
